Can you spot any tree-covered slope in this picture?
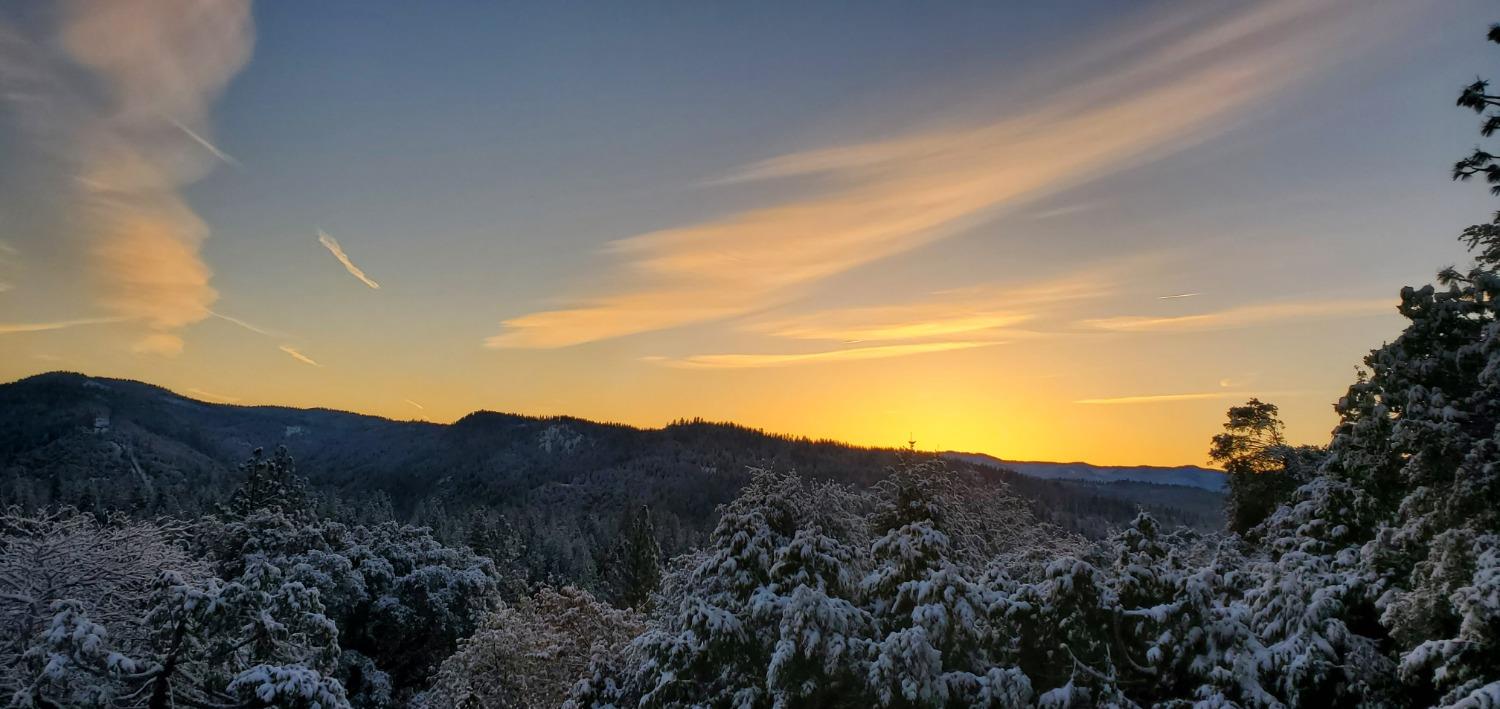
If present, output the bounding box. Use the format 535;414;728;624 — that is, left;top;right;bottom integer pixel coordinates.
0;371;1221;585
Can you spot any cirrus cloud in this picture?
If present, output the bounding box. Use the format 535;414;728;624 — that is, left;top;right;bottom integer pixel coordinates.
0;0;253;356
1082;298;1394;333
648;340;1002;370
487;0;1402;350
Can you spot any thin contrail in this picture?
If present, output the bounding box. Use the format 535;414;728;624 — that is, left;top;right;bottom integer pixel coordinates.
209;310;285;338
318;230;381;289
166;116;240;167
1158;292;1201;300
279;344;323;367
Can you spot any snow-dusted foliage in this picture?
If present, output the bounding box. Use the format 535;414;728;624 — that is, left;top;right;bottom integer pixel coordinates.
3;443;505;708
622;468;873;707
226;664;350;708
11;560;348;708
569;351;1499;709
1334;265;1500;704
572;462;1102;708
428;585;642;708
21;35;1500;700
0;508;207;701
197;478;501;704
19;224;1500;706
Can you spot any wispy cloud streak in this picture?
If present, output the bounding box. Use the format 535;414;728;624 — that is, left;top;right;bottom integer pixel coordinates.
318;230;381;290
0;0;254;356
1083;298;1393;333
746;268;1117;344
650;341;1000;370
0;317;124;335
279;344;323;367
1029;203;1103;221
488;0;1396;349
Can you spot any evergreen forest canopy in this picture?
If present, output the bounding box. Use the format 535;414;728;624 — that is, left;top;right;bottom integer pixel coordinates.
7;21;1500;709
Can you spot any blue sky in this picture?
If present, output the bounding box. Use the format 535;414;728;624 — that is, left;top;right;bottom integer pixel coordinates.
1;0;1496;464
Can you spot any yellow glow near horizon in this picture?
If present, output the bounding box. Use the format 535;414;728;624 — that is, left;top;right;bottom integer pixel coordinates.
0;0;1477;468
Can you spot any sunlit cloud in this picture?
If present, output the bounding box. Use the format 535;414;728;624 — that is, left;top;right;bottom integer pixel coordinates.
746;269;1118;343
0;0;254;355
133;332;185;357
649;340;1001;370
1029;202;1103;220
1076;390;1299;405
279;344;323;367
488;0;1395;350
318;230;381;290
1083;297;1393;333
757;310;1032;343
0;317;125;335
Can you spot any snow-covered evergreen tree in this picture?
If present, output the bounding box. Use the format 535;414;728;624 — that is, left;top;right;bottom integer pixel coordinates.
221;446;312;521
13;561;348;708
625;469;860;707
600;505;663;611
198;448;502;705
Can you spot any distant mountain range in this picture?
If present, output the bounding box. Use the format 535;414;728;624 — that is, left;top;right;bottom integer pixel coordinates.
945;452;1226;491
0;372;1225;582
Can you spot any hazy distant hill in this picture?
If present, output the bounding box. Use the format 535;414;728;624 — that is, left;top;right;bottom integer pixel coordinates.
0;372;1224;582
945;451;1227;491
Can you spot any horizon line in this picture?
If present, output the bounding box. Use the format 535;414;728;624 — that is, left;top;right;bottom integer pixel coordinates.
7;368;1238;470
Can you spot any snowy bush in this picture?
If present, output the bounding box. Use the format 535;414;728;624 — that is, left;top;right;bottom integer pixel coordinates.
428;585;642;708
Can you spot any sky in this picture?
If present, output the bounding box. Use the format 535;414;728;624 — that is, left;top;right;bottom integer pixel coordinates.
1;0;1496;466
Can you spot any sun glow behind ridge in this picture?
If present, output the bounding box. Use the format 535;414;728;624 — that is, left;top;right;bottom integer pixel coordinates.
0;0;1478;466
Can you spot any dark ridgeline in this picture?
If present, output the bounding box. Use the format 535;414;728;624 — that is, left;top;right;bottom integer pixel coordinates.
0;370;1221;581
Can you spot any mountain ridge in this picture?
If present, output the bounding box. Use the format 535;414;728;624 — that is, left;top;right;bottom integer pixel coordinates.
0;371;1226;582
6;370;1221;476
944;451;1226;491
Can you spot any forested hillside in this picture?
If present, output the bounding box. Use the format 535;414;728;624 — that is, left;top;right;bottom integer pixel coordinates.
9;11;1500;709
947;453;1227;491
0;371;1218;594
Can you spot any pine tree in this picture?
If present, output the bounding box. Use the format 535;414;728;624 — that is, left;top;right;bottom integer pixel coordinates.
602;505;663;611
220;447;311;520
1210;400;1323;535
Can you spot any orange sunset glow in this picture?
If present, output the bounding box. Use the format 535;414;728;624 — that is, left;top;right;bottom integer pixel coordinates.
0;0;1492;465
10;3;1500;707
